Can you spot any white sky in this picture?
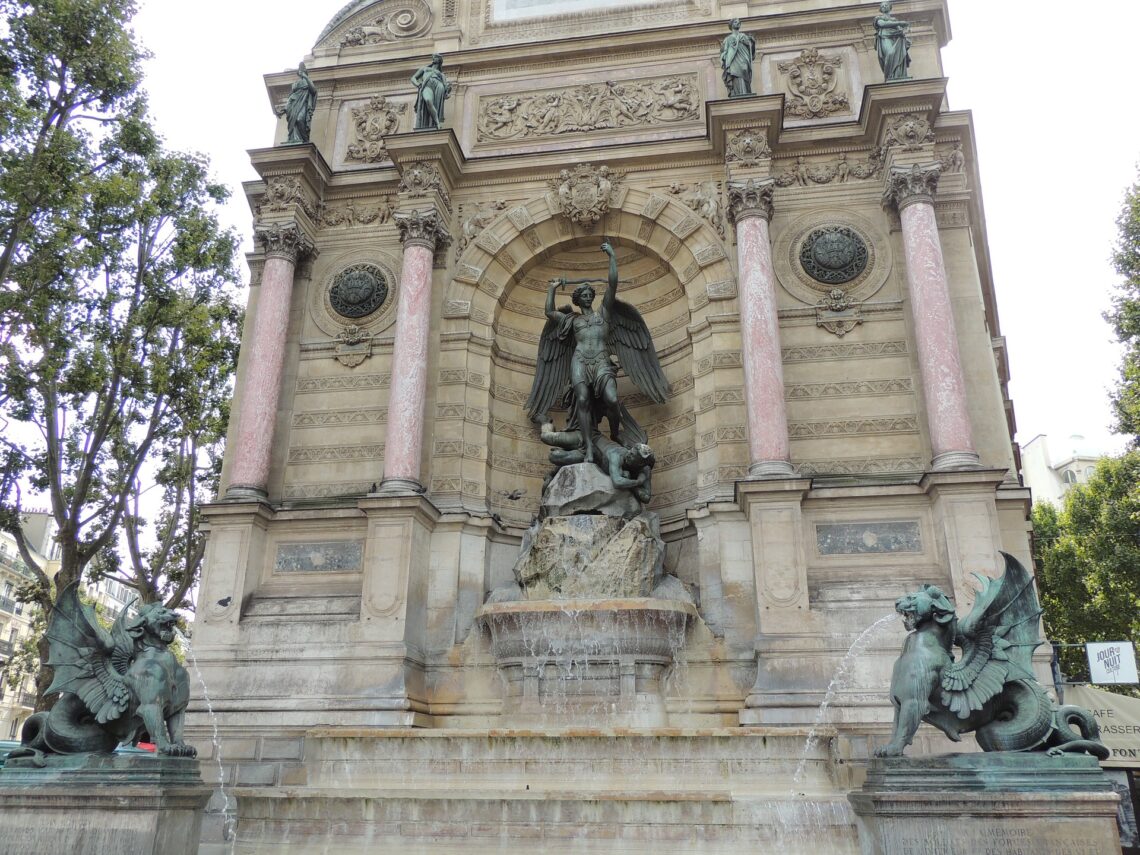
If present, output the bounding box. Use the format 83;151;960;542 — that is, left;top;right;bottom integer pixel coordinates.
131;0;1140;457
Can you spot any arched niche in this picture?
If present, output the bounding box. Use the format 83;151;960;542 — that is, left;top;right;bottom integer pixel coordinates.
431;189;744;529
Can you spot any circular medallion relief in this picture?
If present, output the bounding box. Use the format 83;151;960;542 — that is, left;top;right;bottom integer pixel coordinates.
799;226;869;286
329;264;388;320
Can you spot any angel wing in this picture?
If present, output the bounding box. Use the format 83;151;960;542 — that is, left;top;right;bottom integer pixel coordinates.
525;310;574;422
940;552;1043;719
44;582;133;725
607;299;669;404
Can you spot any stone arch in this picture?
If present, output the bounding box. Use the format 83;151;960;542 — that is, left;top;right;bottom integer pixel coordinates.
429;190;746;526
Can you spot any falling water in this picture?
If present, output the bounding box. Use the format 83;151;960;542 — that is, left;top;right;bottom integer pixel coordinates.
791;612;899;787
178;630;237;850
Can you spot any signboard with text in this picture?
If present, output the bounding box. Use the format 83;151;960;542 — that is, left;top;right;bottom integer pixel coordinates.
1086;641;1139;685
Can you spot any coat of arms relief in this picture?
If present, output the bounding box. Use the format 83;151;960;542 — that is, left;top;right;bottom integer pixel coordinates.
550;164;624;228
778;48;850;120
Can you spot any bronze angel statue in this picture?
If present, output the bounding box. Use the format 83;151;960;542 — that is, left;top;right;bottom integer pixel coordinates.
11;582;195;763
877;552;1108;760
525;242;669;466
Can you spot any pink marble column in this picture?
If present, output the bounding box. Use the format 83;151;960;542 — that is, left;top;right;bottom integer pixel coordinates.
226;223;315;500
728;180;795;478
380;209;449;493
884;164;980;470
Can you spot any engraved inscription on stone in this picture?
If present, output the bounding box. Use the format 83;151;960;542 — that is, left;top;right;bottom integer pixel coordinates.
892;829;1104;855
329;264;389;320
816;521;921;555
800;225;869;286
275;541;365;573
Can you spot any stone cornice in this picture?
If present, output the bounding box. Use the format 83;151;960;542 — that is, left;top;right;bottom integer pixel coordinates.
882;163;942;212
727;179;775;225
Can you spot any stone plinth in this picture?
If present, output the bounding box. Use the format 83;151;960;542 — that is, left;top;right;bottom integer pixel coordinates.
0;753;211;855
849;754;1123;855
477;599;696;725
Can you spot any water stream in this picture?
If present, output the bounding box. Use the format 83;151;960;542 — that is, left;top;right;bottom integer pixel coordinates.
791;612;900;788
179;630;237;850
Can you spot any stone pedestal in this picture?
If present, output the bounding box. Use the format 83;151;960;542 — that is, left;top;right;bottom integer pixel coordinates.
849;754;1123;855
0;754;211;855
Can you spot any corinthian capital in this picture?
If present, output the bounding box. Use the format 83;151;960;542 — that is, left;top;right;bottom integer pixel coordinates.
394;208;452;251
726;178;775;225
254;222;316;262
882;163;942;212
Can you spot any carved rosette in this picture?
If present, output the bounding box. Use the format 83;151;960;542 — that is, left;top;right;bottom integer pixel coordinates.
882;164;942;211
727;179;775;225
725;129;772;167
394;208;451;251
254;222;316;262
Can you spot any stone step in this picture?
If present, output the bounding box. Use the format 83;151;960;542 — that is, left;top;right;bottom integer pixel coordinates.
230;790;860;854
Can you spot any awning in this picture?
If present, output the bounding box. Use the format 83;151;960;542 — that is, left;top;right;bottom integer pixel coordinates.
1065;684;1140;768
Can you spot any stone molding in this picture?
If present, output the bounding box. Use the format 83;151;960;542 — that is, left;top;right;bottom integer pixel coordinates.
726;179;775;225
882;163;942;212
394;209;451;251
254;222;317;263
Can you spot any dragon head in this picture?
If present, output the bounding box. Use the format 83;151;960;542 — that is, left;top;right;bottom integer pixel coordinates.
894;584;956;632
126;602;181;647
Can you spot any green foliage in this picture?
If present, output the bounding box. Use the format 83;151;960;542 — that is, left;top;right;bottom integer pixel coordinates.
1033;454;1140;695
0;0;242;704
1108;171;1140;439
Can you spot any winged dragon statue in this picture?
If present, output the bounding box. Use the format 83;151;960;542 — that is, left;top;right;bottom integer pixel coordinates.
877;552;1108;760
525;241;669;480
11;582;195;763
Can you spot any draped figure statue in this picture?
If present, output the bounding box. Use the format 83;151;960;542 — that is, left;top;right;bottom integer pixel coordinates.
874;1;912;82
279;63;317;144
720;18;756;98
525;242;669;467
412;53;452;130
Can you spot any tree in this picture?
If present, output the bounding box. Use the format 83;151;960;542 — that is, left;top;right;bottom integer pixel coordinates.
1108;171;1140;439
1032;455;1140;694
0;0;242;707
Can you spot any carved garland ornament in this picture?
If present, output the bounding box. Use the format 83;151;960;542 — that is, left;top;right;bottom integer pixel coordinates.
773;150;883;187
346;96;407;163
778;49;850;120
476;75;700;142
340;0;433;46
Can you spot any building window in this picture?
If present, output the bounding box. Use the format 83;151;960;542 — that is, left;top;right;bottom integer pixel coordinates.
1063;470;1078;485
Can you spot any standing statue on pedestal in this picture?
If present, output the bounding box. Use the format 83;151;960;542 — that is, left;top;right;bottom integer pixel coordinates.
874;1;912;82
720;18;756;98
877;552;1109;760
412;53;452;131
279;62;317;144
526;242;669;469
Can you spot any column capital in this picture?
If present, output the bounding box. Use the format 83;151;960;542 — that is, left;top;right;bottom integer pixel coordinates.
882;163;942;212
394;208;452;252
253;221;317;262
727;178;775;225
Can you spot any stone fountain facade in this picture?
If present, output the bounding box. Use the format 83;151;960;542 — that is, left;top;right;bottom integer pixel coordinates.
189;1;1041;850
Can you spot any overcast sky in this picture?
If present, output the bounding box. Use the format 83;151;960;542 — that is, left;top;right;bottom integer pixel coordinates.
130;0;1140;458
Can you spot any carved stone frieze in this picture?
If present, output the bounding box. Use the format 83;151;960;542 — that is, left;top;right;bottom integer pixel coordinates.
346;96;407;163
476;75;700;142
726;179;775;225
456;199;507;258
550;163;622;228
938;141;966;174
254;222;316;262
725;128;772;167
318;199;392;229
394;208;451;250
883;113;935;152
778;49;850;120
340;0;433;45
772;150;883;187
668;181;725;239
882;163;942;211
258;176;317;220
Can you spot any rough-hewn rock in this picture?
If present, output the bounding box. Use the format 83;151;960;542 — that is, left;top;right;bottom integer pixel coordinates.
541;462;641;518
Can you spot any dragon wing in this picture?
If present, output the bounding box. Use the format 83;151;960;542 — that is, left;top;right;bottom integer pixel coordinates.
525;311;574;422
607;299;670;404
940;552;1043;719
44;582;132;725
